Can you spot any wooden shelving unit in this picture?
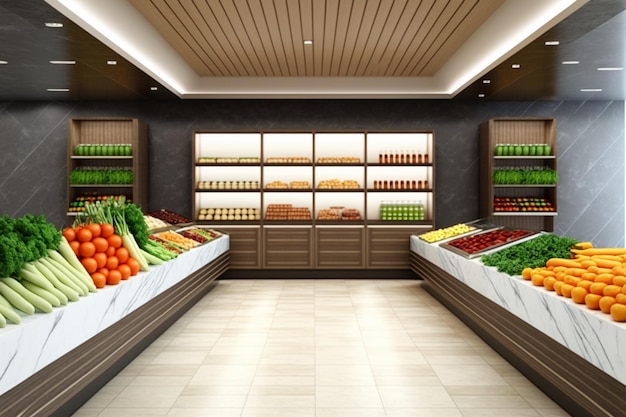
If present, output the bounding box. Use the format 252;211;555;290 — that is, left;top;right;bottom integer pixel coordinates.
192;130;435;270
67;118;149;216
480;117;557;232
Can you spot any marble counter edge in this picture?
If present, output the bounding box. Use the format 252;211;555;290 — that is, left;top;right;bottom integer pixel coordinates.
0;235;229;395
410;235;626;385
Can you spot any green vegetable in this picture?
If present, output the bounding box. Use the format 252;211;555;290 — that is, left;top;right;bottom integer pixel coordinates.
481;233;578;276
124;203;150;248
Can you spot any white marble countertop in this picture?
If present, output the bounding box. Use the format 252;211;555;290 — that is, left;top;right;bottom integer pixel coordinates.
0;235;229;395
410;235;626;385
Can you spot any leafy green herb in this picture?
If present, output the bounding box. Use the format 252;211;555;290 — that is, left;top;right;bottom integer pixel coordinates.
480;234;578;276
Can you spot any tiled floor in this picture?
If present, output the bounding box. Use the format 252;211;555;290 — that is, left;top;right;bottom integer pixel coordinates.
72;279;571;417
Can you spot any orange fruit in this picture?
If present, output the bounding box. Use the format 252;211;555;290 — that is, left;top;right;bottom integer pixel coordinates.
599;296;616;314
561;283;574;298
93;252;107;269
62;227;76;242
107;234;123;249
610;303;626;322
117;264;132;280
543;277;557;291
76;228;93;243
589;282;607;295
115;247;130;264
92;237;109;253
126;258;140;275
585;293;602;310
91;272;106;288
615;294;626;304
80;257;98;274
107;270;122;285
602;285;622;297
86;223;101;238
576;280;593;291
612;275;626;286
531;274;544;286
571;287;588;304
106;256;119;271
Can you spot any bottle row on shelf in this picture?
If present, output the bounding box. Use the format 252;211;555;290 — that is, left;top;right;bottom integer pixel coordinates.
378;150;429;164
196;155;433;165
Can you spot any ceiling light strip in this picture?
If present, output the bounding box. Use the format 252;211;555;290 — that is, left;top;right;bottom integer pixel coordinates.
50;60;76;65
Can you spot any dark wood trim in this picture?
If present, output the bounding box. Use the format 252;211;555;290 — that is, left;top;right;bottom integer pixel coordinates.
222;268;420;279
409;251;626;417
0;252;229;417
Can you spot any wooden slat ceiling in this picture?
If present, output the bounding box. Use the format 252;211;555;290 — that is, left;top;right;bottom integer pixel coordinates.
129;0;504;77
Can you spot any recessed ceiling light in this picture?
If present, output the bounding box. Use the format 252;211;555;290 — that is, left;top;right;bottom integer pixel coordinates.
47;88;70;92
562;61;580;65
0;61;7;65
597;67;623;71
303;40;313;45
511;64;521;69
482;79;491;84
544;40;560;46
580;88;602;92
478;93;485;98
107;60;117;65
150;86;158;91
45;22;63;28
50;60;76;65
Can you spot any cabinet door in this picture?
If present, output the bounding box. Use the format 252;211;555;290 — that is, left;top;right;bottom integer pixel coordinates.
218;227;262;269
367;227;429;269
316;227;365;268
263;227;313;269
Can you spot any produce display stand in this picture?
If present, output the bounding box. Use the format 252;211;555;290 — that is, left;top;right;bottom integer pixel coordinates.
0;236;230;417
409;235;626;417
193;130;435;274
479;117;557;232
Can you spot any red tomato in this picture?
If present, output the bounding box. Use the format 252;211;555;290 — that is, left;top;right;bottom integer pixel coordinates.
62;227;76;242
76;228;93;243
91;272;106;288
78;241;96;258
92;237;109;253
107;234;123;249
86;223;102;238
117;264;131;280
81;257;98;274
100;223;115;238
115;247;129;264
106;256;119;271
107;270;122;285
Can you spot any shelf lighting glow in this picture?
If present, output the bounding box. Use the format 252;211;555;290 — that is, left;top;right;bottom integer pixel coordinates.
45;22;64;28
50;60;76;65
107;60;117;65
544;40;560;46
304;40;313;45
597;67;623;71
47;88;70;92
580;88;602;92
0;61;7;65
562;60;580;64
511;64;521;69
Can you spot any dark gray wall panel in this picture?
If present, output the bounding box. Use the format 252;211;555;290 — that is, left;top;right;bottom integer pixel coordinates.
0;99;623;247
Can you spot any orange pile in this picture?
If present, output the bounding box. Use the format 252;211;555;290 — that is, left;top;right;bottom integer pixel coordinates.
522;243;626;322
62;224;140;288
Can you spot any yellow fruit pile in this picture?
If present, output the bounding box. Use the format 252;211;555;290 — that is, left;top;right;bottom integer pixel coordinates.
522;243;626;322
419;224;474;243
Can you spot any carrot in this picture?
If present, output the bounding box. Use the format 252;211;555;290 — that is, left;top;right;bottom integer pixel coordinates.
546;258;583;269
612;276;626;286
594;273;615;285
580;272;597;281
563;275;581;286
592;258;623;269
531;274;545;286
570;248;626;257
564;267;588;277
579;259;597;269
573;242;594;250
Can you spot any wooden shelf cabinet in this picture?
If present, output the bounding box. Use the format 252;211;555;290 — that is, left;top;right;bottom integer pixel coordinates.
67;118;149;216
480;118;557;231
193;131;435;270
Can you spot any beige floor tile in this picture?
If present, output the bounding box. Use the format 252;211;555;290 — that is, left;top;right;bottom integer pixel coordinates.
315;385;383;408
166;408;242;417
107;385;184;408
431;364;509;386
71;279;571;417
96;409;170;417
378;386;457;408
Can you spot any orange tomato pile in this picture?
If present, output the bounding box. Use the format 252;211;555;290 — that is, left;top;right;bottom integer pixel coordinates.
522;244;626;322
62;223;140;288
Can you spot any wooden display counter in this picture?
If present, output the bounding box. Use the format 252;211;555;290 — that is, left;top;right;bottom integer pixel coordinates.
409;235;626;417
0;236;229;417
